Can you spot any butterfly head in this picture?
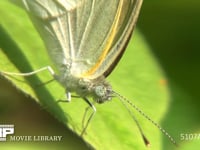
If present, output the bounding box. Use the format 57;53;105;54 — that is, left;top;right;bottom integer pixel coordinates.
77;77;113;104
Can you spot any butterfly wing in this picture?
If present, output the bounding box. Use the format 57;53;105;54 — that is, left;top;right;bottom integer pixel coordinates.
22;0;142;79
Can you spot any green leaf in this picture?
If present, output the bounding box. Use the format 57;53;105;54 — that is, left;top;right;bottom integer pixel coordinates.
0;1;171;149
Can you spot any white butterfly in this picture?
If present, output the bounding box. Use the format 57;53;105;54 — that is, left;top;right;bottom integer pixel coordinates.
1;0;177;146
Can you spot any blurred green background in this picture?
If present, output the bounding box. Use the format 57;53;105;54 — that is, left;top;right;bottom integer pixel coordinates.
0;0;200;150
138;1;200;150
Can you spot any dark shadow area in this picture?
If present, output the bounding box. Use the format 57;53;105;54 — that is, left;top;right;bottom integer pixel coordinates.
0;76;92;150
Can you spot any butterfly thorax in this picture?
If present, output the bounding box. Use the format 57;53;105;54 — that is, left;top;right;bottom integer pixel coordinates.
55;64;113;104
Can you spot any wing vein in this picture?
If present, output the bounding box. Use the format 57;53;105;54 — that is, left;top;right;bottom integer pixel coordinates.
66;12;75;59
77;0;96;56
81;0;123;77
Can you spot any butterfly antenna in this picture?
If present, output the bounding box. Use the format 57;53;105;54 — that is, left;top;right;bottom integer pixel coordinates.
112;91;178;146
119;94;150;146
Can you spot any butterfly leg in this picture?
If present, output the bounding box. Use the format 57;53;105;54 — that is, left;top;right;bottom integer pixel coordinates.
81;97;96;136
0;66;55;77
65;92;71;102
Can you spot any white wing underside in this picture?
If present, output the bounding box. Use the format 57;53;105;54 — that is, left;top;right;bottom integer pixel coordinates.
23;0;142;79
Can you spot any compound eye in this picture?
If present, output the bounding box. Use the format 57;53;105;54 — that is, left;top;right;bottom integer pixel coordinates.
95;86;106;97
80;85;87;90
